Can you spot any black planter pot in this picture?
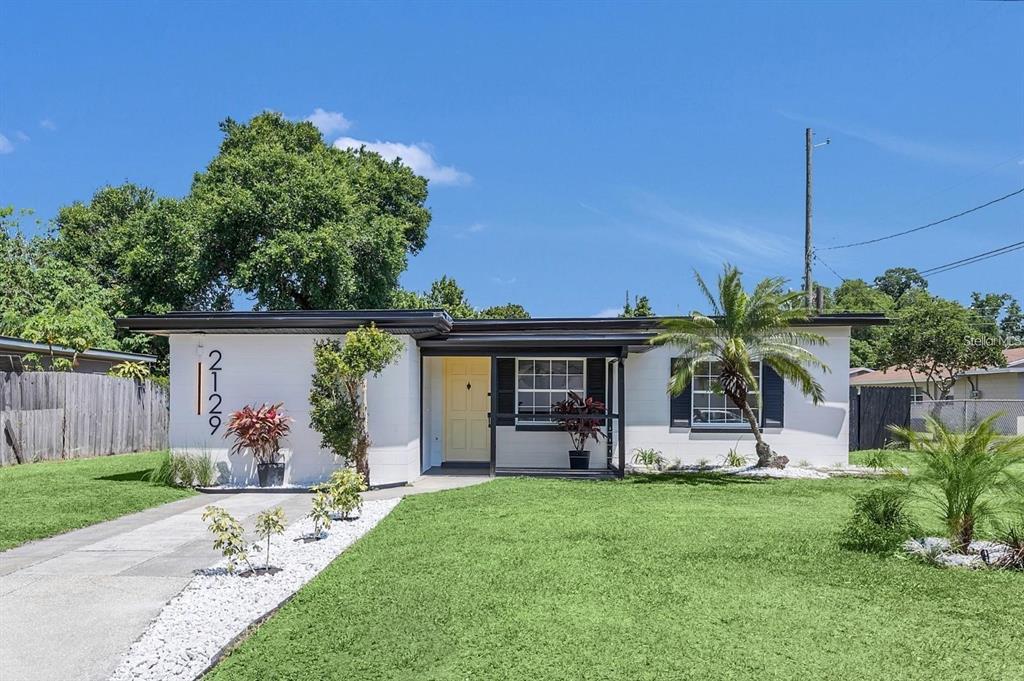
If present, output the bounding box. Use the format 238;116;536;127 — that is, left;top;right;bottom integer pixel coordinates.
568;450;590;470
256;462;285;487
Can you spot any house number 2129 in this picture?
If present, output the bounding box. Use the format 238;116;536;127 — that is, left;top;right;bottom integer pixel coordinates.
207;350;223;435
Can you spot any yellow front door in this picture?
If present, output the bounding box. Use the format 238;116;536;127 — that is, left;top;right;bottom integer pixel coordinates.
444;357;490;462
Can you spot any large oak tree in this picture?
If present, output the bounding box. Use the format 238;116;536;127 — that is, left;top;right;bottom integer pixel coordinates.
189;112;430;310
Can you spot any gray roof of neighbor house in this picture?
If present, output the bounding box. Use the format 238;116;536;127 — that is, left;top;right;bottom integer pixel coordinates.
0;336;158;364
851;347;1024;385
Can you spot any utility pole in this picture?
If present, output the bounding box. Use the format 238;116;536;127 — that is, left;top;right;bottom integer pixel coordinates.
804;128;829;309
804;128;814;309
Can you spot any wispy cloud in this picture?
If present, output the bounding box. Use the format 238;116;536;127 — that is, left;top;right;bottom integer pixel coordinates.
0;133;13;154
305;108;352;135
490;275;517;285
39;118;56;131
333;136;472;186
593;306;622;318
778;110;993;167
627;191;796;269
15;131;30;143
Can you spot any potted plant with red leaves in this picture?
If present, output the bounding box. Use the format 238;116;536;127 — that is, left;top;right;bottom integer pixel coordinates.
552;391;606;470
224;403;293;487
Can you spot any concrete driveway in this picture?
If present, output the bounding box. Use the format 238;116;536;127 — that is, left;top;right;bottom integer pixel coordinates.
0;492;313;681
0;472;488;681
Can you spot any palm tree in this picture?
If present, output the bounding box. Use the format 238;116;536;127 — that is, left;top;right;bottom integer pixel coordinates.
890;414;1024;553
651;264;829;467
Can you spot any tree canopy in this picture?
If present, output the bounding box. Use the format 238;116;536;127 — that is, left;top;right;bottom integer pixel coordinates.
880;291;1005;399
620;294;654;318
1;212;118;366
393;275;530;319
190;112;430;310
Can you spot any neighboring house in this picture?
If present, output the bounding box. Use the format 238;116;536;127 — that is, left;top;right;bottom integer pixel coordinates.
0;335;157;374
850;348;1024;401
119;310;884;487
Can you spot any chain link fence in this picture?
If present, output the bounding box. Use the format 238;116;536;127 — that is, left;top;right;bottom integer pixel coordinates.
911;399;1024;435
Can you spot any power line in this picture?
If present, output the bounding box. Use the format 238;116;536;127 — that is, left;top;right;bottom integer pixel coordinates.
821;186;1024;251
918;240;1024;277
813;253;847;283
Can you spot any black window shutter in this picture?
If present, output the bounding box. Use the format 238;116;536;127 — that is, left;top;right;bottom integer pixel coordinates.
495;358;516;426
586;358;606;405
669;357;691;428
761;364;784;428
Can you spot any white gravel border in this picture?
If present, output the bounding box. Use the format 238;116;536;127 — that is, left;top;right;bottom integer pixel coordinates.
109;498;400;681
628;463;831;479
903;536;1012;569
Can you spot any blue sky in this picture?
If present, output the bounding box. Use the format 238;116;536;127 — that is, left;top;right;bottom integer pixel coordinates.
2;1;1022;317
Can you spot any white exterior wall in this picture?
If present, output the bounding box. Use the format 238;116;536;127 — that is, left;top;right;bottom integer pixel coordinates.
623;327;851;467
168;333;419;488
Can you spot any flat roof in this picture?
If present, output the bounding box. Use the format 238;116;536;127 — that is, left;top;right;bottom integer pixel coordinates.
117;309;454;336
118;310;887;337
0;336;158;363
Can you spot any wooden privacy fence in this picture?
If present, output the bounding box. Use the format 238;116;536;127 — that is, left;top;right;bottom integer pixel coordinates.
849;386;912;451
0;372;169;465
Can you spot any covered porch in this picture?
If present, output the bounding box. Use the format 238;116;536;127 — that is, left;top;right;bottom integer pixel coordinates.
418;319;654;479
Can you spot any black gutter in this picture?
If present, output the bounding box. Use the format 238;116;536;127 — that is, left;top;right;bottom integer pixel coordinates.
452;312;888;333
117;309;454;334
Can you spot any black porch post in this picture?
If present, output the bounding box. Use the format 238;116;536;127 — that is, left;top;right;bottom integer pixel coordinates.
489;355;497;477
617;357;626;477
606;360;614;469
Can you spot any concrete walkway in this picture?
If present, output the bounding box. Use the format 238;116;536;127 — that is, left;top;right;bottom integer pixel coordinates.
0;472;488;681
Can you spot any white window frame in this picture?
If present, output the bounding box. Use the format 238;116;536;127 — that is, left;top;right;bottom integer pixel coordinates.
514;357;587;425
691;360;762;428
910;386;926;403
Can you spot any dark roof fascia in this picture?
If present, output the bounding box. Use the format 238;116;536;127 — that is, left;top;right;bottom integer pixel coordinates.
452;313;888;333
116;310;454;336
418;333;654;356
0;336;158;363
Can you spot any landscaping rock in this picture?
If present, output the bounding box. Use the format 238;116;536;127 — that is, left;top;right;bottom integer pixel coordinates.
108;498;400;681
768;455;789;469
903;537;1013;569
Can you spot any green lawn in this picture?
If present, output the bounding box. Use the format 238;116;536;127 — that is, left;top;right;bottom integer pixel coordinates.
207;475;1023;681
0;451;194;551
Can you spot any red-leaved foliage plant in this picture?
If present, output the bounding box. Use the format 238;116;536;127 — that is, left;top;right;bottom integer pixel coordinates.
224;403;293;465
552;391;606;452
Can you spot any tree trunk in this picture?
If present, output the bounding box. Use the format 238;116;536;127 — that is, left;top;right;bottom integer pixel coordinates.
951;515;974;554
739;401;772;467
353;377;372;485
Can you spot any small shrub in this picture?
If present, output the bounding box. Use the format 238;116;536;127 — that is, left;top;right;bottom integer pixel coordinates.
107;361;150;380
797;459;812;468
839;486;920;554
891;414;1024;553
989;518;1024;571
254;506;286;570
315;467;368;520
146;451;215;488
723;448;747;467
203;506;255;574
188;452;216;487
632;448;666;470
307;491;333;538
862;449;892;471
696;457;711;470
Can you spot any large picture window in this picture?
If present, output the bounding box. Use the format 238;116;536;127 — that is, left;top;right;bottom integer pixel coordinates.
691;360;761;427
516;359;586;424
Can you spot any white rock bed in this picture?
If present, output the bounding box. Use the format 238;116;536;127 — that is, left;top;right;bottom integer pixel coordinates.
628;463;831;479
109;498;400;681
903;536;1013;569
